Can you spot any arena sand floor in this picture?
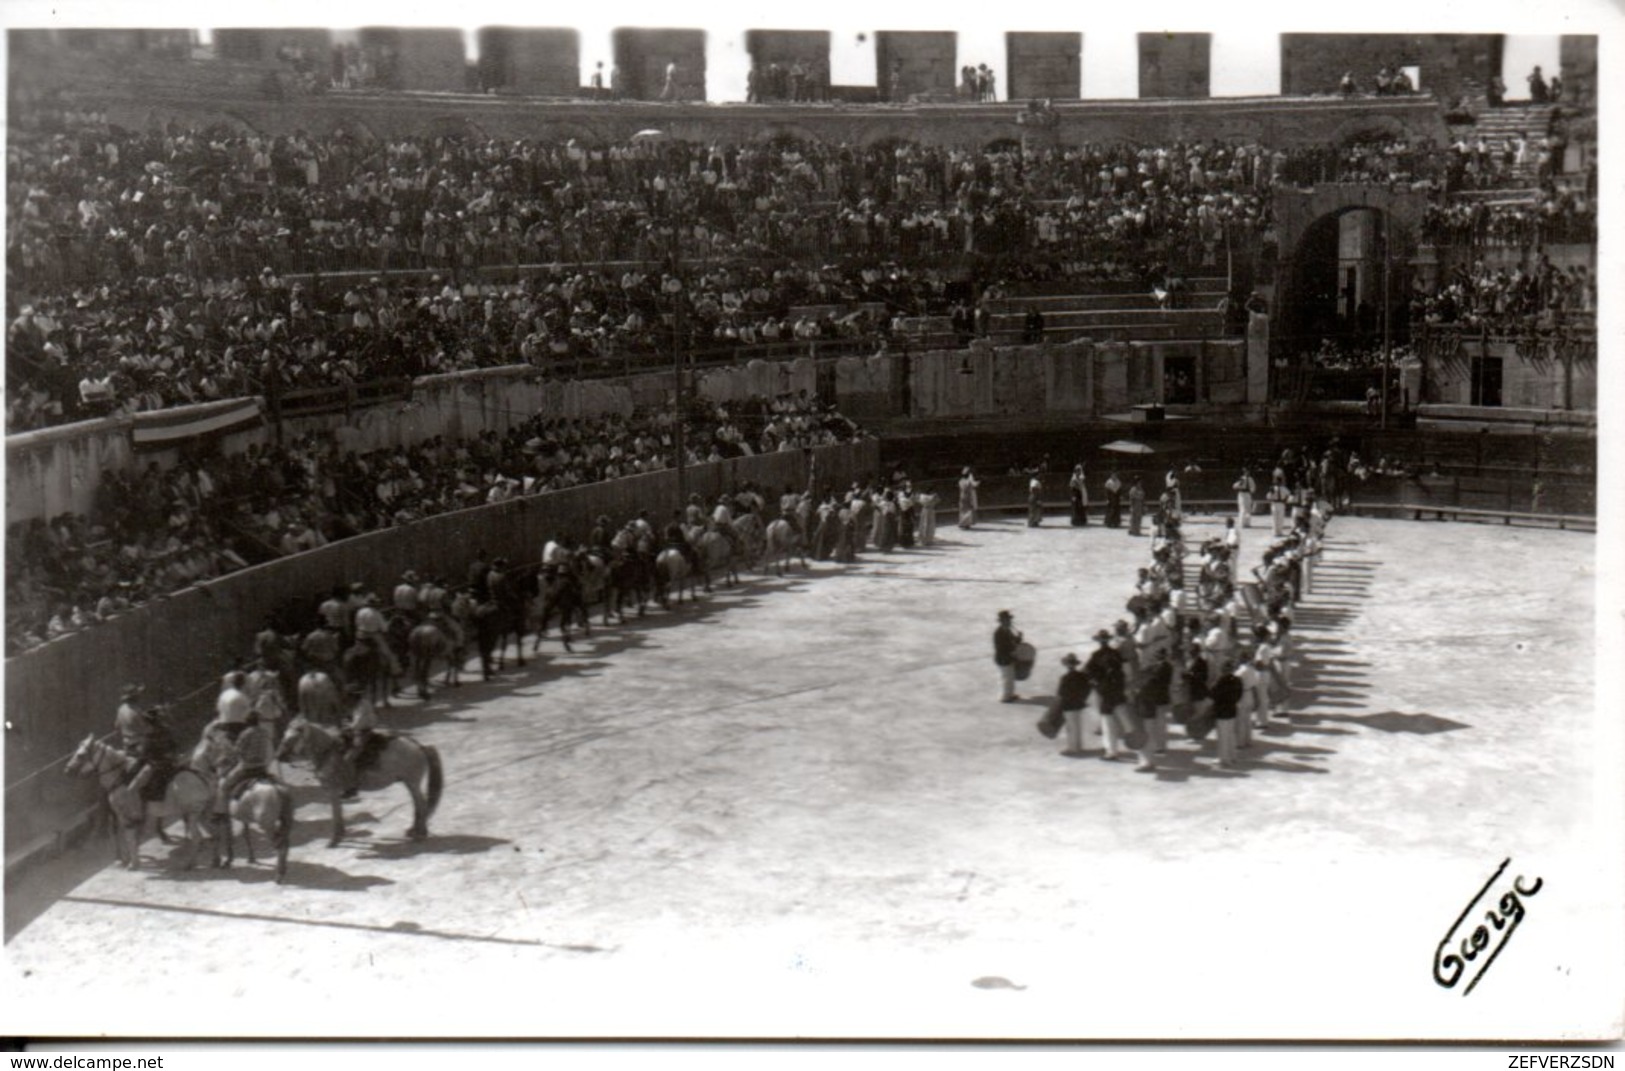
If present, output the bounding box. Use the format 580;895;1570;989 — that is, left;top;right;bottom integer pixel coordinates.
2;512;1618;1040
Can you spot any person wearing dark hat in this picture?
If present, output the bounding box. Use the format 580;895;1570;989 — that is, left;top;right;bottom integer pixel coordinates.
1085;629;1130;759
115;683;148;750
1136;648;1175;755
467;550;491;600
993;610;1023;702
663;512;701;572
1210;657;1245;769
1038;652;1093;755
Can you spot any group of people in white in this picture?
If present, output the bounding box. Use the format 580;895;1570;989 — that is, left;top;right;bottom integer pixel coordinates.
1011;451;1332;773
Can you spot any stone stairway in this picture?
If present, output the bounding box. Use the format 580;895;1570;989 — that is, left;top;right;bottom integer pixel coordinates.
1463;103;1556;185
983;275;1231;346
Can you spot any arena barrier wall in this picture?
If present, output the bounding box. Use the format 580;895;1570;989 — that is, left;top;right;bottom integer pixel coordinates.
3;439;879;866
9;341;1252;522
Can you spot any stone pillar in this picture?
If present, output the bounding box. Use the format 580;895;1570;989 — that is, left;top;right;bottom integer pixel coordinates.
1138;32;1211;99
478;28;580;96
612;27;707;101
1246;313;1270;405
1005;32;1081;101
875;30;957;102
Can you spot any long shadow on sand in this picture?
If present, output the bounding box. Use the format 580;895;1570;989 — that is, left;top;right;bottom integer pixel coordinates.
354;833;510;861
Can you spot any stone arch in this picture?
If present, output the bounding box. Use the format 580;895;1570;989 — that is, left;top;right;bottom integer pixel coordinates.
756;123;823;146
424;115;490;141
1330;113;1408;145
329;115;380;143
1272;191;1428;360
540;121;607;146
213;111;263;136
857;126;916;150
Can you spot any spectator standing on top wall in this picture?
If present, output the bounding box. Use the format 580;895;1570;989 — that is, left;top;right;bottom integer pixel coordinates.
1528;66;1549;104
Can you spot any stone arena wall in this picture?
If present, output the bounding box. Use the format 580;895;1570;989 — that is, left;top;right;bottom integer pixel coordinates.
2;439;879;863
7;341;1250;524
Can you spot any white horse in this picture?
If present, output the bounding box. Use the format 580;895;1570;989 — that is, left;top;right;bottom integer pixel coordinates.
763;518;808;576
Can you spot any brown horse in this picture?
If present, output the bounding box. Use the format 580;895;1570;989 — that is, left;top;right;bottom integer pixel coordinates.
277;715;444;847
65;735;212;870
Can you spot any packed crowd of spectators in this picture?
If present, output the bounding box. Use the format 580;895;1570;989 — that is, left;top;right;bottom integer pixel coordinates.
1441;130;1568;190
7;121;1294;287
746;58;829;103
4;110;1596;434
3;261;935;432
5;391;868;654
1421;185;1595;247
1411;256;1595;333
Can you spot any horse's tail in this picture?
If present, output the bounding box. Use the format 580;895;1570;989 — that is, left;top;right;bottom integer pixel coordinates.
423;744;444;822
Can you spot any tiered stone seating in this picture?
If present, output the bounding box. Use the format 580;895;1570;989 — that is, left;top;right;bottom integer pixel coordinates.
983;275;1230;345
1465;102;1557;186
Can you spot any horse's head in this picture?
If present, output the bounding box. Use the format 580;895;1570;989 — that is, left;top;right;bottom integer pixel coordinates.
64;734;99;776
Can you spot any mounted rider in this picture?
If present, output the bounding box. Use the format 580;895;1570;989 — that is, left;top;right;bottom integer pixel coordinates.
214;708;274;817
712;493;743;557
300;621;344;684
587;515;614;554
354;594;403;677
114;683;148;751
126;704;177;799
542;532;573;575
391;570;423;626
418;575;448;613
317;585;351;637
339;687;381;796
737;482;766;515
214;671;253;741
663;512;701;571
684;494;707;528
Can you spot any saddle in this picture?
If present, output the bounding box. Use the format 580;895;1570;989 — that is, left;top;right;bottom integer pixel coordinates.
344;729;391;773
138;763;179;803
229;771;276;802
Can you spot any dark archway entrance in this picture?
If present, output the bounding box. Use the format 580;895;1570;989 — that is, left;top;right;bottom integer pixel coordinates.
1276;207;1407;357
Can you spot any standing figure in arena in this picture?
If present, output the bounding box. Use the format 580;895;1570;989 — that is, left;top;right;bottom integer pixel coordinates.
993;610;1023;703
958;467;981;529
1103;471;1123;528
1127;479;1147;536
1068;464;1089;526
1233;468;1256;528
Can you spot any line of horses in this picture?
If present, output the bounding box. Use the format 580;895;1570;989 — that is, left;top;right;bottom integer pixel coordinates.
323;512;811;711
65;718;444;884
62;512;806;883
